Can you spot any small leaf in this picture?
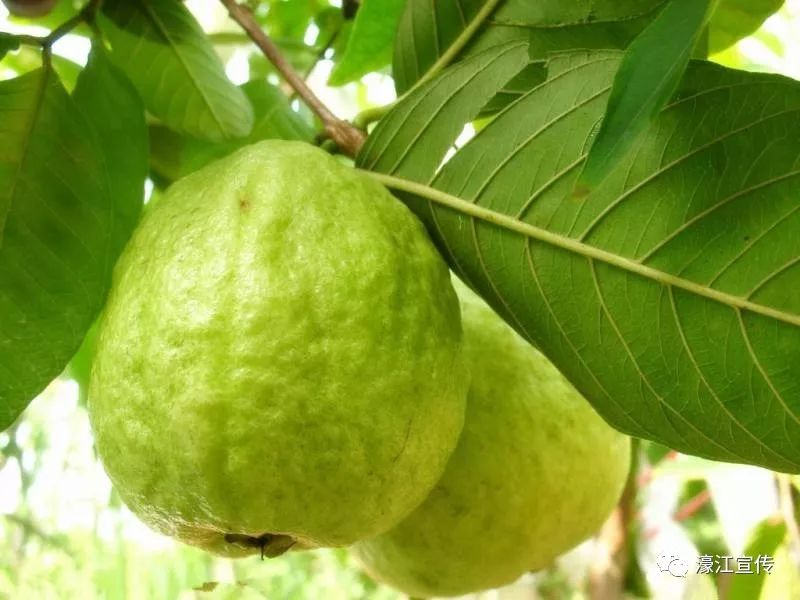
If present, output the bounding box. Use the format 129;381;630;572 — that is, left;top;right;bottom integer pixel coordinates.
0;68;120;430
727;517;787;600
0;44;40;76
328;0;405;86
762;544;800;599
577;0;718;193
194;581;219;592
360;41;530;183
98;0;254;142
149;79;314;184
710;0;784;53
264;0;317;39
0;33;20;61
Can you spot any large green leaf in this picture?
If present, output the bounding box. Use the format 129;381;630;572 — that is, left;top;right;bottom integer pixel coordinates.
577;0;718;192
710;0;784;53
392;0;666;94
98;0;254;142
359;48;800;472
0;67;133;430
149;79;314;184
328;0;406;85
73;43;147;264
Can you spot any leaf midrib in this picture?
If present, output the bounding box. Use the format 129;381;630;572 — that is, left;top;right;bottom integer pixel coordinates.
405;0;505;95
363;170;800;329
138;0;227;136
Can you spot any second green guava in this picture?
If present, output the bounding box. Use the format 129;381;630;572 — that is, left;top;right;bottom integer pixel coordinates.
352;278;631;597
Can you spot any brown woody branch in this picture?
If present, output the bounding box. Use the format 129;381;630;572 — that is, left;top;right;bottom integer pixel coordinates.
219;0;366;158
674;489;711;522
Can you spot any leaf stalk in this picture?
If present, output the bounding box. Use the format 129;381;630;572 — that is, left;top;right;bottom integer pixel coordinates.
353;0;504;128
361;170;800;329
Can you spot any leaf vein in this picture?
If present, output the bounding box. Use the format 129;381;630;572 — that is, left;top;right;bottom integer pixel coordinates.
588;259;742;459
668;287;794;467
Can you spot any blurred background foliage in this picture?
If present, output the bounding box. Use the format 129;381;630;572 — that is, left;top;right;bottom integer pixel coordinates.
2;1;800;599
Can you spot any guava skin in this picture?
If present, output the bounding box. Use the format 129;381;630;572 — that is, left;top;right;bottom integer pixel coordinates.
352;278;631;597
88;141;468;557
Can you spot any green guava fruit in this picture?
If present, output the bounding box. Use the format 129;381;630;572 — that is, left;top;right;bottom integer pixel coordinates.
88;140;468;558
352;278;631;597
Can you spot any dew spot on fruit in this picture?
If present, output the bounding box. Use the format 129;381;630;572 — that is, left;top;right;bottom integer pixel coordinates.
238;197;251;212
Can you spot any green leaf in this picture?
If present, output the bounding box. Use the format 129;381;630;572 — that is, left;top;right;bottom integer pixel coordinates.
0;50;82;90
0;33;20;61
727;518;787;600
710;0;784;53
478;62;546;117
0;68;121;430
98;0;254;142
577;0;718;193
392;0;667;94
149;79;314;184
642;440;673;465
73;43;146;257
364;42;530;182
0;44;40;77
328;0;405;85
761;544;800;599
360;49;800;472
264;0;320;39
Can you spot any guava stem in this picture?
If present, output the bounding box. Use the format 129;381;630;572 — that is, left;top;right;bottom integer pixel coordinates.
224;532;297;559
220;0;366;158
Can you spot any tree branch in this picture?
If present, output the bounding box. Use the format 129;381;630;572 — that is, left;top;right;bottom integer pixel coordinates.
673;489;711;522
5;514;72;553
220;0;366;158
